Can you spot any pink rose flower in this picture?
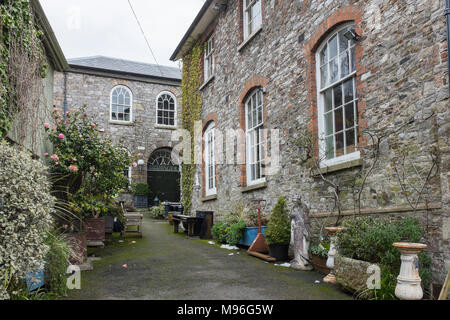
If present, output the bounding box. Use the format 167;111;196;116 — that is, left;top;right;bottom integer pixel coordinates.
51;154;59;161
44;153;49;157
138;153;143;157
44;123;50;129
91;123;96;128
72;157;77;162
132;162;138;168
55;162;59;166
58;134;65;140
69;165;78;173
79;134;83;138
53;107;59;113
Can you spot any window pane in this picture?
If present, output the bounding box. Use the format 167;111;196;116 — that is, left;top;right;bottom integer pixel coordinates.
325;112;333;136
124;113;130;122
124;107;130;115
158;117;162;124
344;103;355;129
336;132;345;157
329;35;338;59
325;136;334;160
334;107;343;132
320;47;328;65
329;58;338;84
346;129;355;154
351;46;356;72
252;1;262;30
320;65;328;88
339;28;349;52
118;113;124;121
119;93;124;105
112;93;118;104
333;84;343;108
324;89;333;112
340;51;349;78
344;78;354;103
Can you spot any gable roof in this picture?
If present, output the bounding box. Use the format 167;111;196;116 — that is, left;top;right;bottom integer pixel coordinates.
68;56;182;81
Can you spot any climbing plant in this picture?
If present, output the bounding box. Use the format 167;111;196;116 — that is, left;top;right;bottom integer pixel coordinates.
180;42;203;214
0;0;47;140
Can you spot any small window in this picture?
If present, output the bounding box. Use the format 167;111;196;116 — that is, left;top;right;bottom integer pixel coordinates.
243;0;262;40
111;86;132;122
204;122;216;196
316;24;360;166
245;89;265;186
156;92;176;126
204;36;215;81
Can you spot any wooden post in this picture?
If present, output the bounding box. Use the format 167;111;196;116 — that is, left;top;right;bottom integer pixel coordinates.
438;269;450;300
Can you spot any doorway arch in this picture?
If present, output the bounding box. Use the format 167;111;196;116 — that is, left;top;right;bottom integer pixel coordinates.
147;147;181;204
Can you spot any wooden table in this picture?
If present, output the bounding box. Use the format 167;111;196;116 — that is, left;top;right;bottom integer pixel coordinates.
172;214;203;237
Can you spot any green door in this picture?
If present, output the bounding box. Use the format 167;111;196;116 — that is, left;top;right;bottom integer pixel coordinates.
147;148;180;204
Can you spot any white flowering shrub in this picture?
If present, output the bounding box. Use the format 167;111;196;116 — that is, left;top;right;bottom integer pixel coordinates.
0;140;54;299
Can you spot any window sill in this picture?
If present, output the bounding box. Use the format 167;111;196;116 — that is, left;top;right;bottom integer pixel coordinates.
238;26;263;52
109;120;134;126
313;158;363;176
199;75;215;91
155;125;178;130
241;181;267;193
201;194;217;202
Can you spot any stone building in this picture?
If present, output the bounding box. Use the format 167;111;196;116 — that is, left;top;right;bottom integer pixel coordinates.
171;0;450;289
53;56;182;205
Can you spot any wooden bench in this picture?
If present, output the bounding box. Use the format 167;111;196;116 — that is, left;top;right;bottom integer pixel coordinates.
121;212;143;238
172;214;203;237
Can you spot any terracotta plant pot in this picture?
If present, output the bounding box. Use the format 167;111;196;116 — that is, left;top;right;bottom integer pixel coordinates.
268;244;289;261
311;253;330;275
84;218;106;242
66;232;87;265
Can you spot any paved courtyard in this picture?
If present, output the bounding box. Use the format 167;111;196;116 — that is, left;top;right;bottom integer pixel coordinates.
66;215;350;300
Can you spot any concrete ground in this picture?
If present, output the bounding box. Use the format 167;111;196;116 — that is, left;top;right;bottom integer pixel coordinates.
66;215;351;300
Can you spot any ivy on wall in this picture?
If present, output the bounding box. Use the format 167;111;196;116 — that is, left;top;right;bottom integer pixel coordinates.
0;0;46;138
180;42;203;214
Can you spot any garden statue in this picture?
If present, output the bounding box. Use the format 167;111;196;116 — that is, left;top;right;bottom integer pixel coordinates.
289;198;313;271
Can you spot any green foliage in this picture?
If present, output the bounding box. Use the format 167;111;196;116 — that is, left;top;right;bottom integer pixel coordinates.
265;197;291;245
211;222;229;244
0;0;46;137
44;232;70;297
310;243;329;259
134;183;149;195
338;216;431;299
180;42;203;214
150;204;165;219
225;220;246;246
0;139;55;299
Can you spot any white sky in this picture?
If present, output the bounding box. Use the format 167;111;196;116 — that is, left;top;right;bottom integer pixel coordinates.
40;0;207;69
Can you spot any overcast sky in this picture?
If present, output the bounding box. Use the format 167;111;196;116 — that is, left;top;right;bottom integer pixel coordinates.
40;0;207;69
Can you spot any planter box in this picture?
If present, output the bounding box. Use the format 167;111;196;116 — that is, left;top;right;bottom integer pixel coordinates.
26;268;44;292
84;218;106;242
335;255;378;298
66;232;87;265
105;216;114;234
238;226;267;247
134;195;148;209
268;244;290;261
311;253;330;275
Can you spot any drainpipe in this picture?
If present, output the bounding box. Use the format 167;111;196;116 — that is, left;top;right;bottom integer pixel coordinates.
446;0;450;95
63;71;68;119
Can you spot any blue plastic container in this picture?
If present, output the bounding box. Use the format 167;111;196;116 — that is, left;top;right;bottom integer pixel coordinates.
238;226;267;247
26;269;45;292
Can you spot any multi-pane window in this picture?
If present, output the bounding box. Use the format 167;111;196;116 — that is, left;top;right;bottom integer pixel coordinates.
157;92;176;126
243;0;262;39
204;122;216;196
204;36;215;81
245;89;265;185
111;86;132;122
317;24;359;165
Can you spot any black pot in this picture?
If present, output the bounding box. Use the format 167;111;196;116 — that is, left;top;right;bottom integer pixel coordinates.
268;244;289;261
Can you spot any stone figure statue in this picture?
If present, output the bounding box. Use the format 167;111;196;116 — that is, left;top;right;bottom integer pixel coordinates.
290;198;313;271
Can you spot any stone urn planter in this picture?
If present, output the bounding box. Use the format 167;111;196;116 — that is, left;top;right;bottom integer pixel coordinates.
323;227;343;284
393;242;427;300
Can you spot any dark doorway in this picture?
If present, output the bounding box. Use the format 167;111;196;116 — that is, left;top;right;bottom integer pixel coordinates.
147;148;180;204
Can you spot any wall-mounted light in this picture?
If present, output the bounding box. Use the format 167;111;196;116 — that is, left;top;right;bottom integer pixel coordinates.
138;159;145;173
212;2;227;12
343;29;361;42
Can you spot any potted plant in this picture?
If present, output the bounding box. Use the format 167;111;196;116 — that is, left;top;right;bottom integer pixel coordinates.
150;203;165;220
134;183;149;209
265;197;291;261
310;243;330;275
239;208;270;247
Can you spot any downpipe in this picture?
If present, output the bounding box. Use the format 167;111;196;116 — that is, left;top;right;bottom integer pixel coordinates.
446;0;450;95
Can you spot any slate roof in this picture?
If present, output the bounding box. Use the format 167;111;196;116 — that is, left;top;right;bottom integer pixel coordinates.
68;56;181;81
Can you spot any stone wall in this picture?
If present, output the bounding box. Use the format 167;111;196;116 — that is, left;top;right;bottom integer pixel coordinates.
53;70;182;193
184;0;449;284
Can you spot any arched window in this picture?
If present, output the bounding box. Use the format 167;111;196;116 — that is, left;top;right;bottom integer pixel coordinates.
147;148;179;172
316;23;360;166
156;92;176;126
204;121;216;196
245;88;265;186
111;86;132;122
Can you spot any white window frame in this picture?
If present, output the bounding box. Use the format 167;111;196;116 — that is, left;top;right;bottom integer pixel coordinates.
245;88;266;186
156;91;177;127
315;23;360;168
243;0;262;40
110;85;133;123
204;121;217;196
204;36;215;81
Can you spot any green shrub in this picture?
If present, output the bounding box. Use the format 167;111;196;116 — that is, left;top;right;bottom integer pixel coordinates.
150;204;165;219
134;183;149;195
225;220;246;246
265;197;291;245
211;222;228;244
337;216;431;299
44;232;70;297
310;243;329;259
0;140;55;299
